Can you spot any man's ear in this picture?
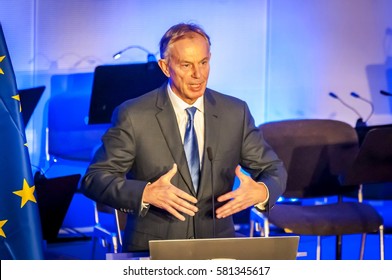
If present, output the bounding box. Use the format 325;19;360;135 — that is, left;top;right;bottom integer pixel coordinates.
158;59;170;78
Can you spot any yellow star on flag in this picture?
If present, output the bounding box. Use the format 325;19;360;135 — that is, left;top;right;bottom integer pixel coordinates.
12;94;20;101
0;220;8;238
0;55;5;74
13;179;37;208
12;94;22;112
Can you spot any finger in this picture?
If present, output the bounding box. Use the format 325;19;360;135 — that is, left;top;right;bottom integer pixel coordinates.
162;193;197;217
164;204;186;221
217;190;235;203
235;165;242;177
235;165;248;182
172;193;198;212
161;163;178;183
169;210;186;221
216;207;242;219
171;201;197;217
168;194;202;218
216;204;235;219
215;198;237;214
216;200;246;219
174;188;198;204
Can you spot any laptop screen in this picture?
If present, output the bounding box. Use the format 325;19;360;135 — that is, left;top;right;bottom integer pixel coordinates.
149;236;299;260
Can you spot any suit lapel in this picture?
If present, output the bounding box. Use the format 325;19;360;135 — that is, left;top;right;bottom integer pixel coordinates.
154;86;221;197
198;90;221;199
155;85;195;195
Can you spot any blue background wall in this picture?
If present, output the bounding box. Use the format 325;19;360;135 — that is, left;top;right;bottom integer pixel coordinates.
1;0;392;231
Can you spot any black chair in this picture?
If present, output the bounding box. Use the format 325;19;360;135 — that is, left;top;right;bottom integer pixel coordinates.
341;127;392;242
343;127;392;188
249;119;384;260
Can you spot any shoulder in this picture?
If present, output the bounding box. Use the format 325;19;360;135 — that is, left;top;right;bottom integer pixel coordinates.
205;88;248;111
117;82;168;111
112;84;165;123
120;87;161;109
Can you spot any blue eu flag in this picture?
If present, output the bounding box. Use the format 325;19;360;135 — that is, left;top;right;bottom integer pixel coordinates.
0;23;44;259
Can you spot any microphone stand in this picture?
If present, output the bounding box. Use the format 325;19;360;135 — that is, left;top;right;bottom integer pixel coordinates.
350;92;374;124
207;147;216;238
329;92;366;127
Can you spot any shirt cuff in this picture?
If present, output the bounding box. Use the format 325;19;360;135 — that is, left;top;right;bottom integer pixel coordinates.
140;183;151;216
140;201;150;216
254;182;269;211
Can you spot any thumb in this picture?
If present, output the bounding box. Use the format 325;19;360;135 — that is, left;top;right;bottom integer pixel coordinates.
162;163;177;182
235;165;249;183
235;165;246;181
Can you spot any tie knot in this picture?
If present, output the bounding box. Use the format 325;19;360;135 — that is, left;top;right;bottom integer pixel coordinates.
186;107;197;120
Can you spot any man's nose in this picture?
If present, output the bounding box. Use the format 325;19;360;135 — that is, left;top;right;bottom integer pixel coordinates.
192;66;201;78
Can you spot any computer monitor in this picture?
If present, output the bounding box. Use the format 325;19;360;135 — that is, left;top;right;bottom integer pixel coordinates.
88;62;167;124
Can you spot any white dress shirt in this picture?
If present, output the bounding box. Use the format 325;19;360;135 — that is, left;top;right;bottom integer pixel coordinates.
167;84;204;166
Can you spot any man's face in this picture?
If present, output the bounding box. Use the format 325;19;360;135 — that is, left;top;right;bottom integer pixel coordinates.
159;33;211;104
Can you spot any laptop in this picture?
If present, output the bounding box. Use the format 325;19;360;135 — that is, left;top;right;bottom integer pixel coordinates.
18;86;46;125
34;173;81;243
149;236;300;260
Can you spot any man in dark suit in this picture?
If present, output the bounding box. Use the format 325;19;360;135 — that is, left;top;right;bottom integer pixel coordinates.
81;23;287;252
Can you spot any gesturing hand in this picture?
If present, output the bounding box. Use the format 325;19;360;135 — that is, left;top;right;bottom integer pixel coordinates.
215;165;268;219
142;164;198;221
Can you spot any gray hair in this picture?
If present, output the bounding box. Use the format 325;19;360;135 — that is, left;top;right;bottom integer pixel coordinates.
159;23;211;59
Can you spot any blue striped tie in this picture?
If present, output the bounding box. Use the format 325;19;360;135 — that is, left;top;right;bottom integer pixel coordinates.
184;107;200;192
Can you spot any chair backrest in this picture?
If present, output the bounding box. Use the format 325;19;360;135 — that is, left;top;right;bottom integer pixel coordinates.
342;127;392;185
259;119;359;198
48;73;110;162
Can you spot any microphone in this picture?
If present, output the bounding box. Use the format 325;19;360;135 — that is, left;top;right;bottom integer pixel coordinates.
350;92;374;123
328;92;366;127
207;147;216;238
380;90;392;96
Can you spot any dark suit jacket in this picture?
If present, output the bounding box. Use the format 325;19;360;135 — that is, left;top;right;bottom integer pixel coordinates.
81;83;287;252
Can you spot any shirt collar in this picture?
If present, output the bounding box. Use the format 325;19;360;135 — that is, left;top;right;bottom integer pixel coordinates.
167;83;204;113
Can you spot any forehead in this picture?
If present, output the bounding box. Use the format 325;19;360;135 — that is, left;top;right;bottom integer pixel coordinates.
169;33;210;58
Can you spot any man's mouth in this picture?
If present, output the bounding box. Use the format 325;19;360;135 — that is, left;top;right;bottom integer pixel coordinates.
189;82;203;90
